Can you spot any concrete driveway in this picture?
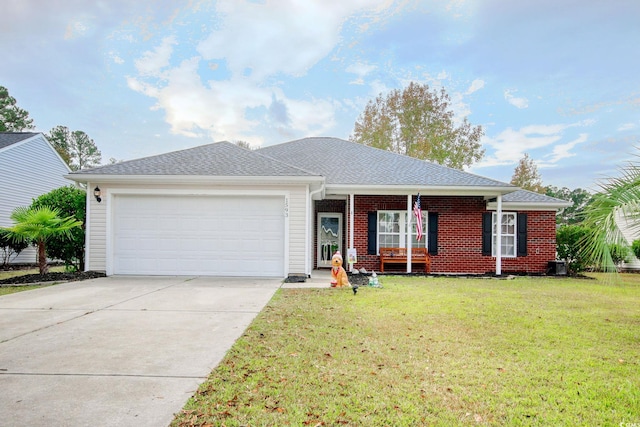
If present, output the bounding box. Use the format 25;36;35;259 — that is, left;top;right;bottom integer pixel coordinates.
0;275;283;427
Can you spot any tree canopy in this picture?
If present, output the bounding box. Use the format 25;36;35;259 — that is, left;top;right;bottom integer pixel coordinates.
350;82;484;169
47;125;73;165
511;153;544;193
0;85;34;132
46;125;102;170
545;186;593;225
234;140;254;150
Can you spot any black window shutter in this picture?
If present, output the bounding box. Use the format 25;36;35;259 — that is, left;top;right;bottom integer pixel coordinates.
427;212;438;255
482;212;492;256
517;213;528;256
367;211;377;255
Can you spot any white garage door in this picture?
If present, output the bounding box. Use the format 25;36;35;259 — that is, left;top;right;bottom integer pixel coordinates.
112;195;285;276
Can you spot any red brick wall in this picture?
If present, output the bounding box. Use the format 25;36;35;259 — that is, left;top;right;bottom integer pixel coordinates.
341;195;556;275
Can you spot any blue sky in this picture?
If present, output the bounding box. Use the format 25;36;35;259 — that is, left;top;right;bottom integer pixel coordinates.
2;0;638;191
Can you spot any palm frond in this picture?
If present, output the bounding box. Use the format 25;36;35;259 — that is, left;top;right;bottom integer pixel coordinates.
581;153;640;272
5;206;82;242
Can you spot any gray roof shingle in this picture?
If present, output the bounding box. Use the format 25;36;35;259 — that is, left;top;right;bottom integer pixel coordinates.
257;137;512;188
0;132;39;150
68;136;568;206
502;189;570;204
71;141;319;177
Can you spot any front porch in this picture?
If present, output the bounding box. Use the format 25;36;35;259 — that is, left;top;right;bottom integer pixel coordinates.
311;193;554;277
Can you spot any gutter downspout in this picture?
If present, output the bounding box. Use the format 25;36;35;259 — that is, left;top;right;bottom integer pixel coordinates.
307;183;325;277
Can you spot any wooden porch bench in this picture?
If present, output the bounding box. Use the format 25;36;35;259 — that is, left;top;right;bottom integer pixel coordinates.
379;247;431;273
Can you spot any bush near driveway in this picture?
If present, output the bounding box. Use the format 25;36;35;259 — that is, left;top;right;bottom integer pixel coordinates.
173;274;640;427
30;186;86;271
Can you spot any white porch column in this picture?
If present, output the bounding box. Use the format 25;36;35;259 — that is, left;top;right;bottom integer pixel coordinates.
496;194;502;276
407;194;412;273
349;193;355;272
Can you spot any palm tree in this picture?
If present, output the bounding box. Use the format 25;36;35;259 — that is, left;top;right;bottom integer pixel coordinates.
2;206;83;274
580;158;640;272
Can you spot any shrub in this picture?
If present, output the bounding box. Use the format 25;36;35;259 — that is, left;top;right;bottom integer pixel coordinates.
556;224;592;275
609;243;631;267
0;229;29;266
632;239;640;259
30;186;86;271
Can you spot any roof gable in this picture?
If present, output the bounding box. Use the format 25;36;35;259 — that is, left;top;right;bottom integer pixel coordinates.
0;132;71;173
0;132;40;151
70;141;319;178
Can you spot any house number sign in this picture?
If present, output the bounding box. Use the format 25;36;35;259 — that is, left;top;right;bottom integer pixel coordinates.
284;197;289;217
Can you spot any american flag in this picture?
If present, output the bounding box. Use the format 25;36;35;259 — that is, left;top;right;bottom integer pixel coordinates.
413;193;423;241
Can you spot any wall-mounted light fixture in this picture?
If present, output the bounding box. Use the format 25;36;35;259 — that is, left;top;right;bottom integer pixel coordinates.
94;186;102;203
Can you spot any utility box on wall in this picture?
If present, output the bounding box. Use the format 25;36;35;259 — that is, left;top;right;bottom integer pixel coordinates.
547;261;567;276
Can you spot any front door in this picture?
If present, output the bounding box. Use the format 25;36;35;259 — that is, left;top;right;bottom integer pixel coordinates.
317;213;342;268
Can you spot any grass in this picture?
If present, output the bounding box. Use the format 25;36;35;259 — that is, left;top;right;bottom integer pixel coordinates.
0;265;65;280
0;266;66;296
172;273;640;426
0;283;55;296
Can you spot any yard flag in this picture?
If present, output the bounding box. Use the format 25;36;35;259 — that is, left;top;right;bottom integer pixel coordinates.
413;193;423;241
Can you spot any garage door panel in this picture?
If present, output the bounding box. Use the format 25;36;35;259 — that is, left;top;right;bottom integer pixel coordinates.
113;195;285;276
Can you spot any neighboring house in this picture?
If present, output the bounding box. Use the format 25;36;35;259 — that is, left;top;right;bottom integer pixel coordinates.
67;137;570;278
615;210;640;271
0;132;73;264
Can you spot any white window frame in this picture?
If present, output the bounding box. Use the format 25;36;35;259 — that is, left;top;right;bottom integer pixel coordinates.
492;212;517;258
377;210;427;254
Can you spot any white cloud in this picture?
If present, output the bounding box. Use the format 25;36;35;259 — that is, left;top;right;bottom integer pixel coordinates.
449;90;471;121
539;133;589;166
369;79;391;97
284;97;337;134
64;19;89;39
466;79;485;94
128;56;340;143
196;0;391;80
129;57;266;139
476;123;576;168
618;122;637;131
504;89;529;109
346;62;377;84
134;36;177;76
346;62;377;76
109;51;125;64
124;0;397;144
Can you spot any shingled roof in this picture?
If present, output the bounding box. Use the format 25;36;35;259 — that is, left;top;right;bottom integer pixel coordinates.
0;132;39;150
257;137;513;188
68;136;568;206
70;141;319;178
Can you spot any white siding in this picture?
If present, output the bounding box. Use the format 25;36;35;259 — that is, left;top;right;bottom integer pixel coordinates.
86;183;309;275
0;135;73;264
287;186;307;275
86;184;107;272
616;210;640;270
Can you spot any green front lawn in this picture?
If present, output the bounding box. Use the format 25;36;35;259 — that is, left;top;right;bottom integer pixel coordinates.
0;283;54;296
0;266;65;281
173;274;640;426
0;266;65;295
